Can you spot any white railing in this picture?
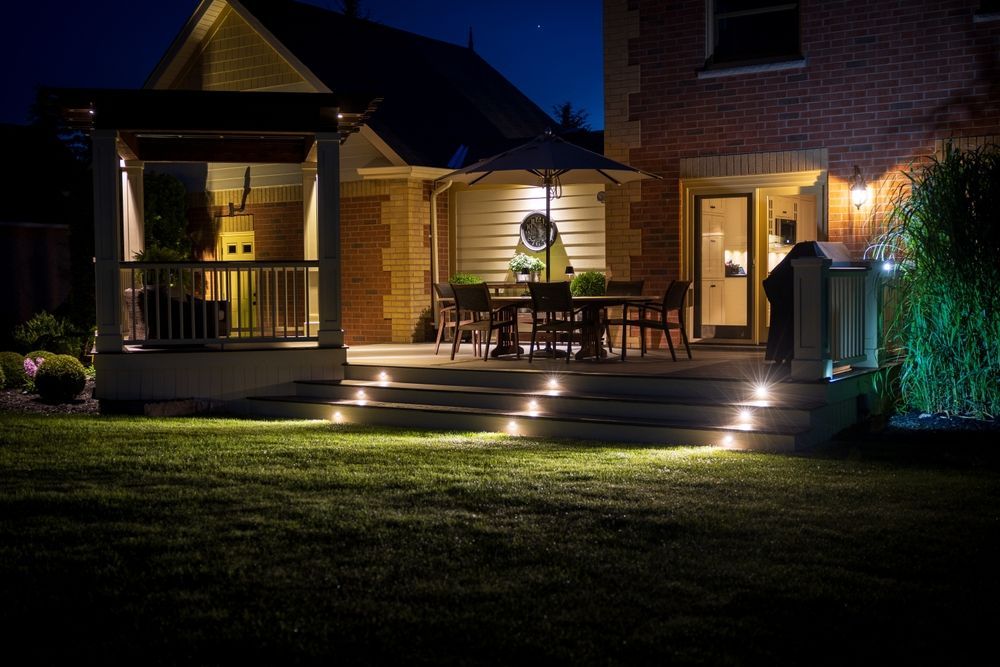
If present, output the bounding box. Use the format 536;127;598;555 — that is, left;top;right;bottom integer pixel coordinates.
120;261;319;345
791;258;882;381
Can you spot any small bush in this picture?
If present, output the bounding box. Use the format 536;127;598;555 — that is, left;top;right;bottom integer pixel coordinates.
570;271;606;296
449;273;483;285
0;351;26;388
26;350;57;364
34;354;87;402
13;312;83;357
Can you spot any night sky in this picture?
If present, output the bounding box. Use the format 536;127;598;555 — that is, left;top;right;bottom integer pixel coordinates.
1;0;603;128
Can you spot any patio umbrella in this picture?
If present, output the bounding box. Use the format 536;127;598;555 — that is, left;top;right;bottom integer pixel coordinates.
439;129;661;281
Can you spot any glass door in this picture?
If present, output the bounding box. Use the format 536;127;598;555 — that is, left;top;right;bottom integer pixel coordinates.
693;194;752;341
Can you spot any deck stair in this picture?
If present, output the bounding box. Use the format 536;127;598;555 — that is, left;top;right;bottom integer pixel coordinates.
248;360;876;452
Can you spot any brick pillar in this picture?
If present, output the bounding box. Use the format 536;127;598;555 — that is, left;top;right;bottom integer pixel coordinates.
381;179;432;342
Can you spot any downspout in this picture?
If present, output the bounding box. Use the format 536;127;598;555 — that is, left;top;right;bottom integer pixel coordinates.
430;180;453;326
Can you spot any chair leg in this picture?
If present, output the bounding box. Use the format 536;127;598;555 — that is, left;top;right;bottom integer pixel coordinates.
529;324;538;363
434;317;447;355
679;316;692;359
640;325;647;357
450;326;462;360
605;322;614;352
482;328;491;361
664;323;678;362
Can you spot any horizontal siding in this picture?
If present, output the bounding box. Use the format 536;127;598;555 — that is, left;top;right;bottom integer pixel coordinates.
680;149;829;178
455;185;606;282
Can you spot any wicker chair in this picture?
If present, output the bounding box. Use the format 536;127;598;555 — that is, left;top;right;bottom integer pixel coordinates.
449;283;520;361
622;279;692;361
433;283;477;355
526;282;587;363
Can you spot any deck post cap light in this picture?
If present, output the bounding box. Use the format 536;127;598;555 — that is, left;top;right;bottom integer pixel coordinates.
565;265;575;280
849;165;869;209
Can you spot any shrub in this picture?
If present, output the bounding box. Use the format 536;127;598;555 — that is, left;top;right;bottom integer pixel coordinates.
570;271;606;296
449;273;483;285
34;354;87;402
869;143;1000;419
13;312;83;357
26;350;57;364
0;351;26;388
0;366;4;388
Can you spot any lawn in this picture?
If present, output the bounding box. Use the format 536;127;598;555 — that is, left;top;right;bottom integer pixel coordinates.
1;414;997;665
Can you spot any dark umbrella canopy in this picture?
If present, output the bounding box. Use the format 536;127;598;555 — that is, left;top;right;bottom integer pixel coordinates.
439;130;661;280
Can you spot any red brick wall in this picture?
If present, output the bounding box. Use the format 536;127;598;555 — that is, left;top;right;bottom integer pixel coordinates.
340;190;392;344
611;0;1000;280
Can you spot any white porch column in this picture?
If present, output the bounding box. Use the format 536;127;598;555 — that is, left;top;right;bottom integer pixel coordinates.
121;160;144;261
791;257;832;381
315;133;343;347
92;130;124;353
302;162;320;332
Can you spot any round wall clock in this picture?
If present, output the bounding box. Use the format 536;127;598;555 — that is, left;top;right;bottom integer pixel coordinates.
519;212;557;251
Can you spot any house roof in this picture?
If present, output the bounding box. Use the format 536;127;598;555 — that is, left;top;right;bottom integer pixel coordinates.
159;0;555;169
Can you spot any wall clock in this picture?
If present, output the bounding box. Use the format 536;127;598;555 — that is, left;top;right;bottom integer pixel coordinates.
519;212;557;251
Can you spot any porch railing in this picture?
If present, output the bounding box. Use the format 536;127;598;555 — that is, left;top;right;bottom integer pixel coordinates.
120;261;319;345
791;258;883;381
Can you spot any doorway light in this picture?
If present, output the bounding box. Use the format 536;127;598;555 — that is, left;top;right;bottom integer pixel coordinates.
849;165;869;209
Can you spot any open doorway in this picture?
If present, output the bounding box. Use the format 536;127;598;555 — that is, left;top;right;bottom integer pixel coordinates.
694;194;752;342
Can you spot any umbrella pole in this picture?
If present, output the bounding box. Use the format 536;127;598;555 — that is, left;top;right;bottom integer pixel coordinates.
545;180;551;282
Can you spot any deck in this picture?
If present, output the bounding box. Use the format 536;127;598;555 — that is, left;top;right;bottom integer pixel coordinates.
248;342;878;452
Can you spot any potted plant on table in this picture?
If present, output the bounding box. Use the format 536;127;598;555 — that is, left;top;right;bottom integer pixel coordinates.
509;252;545;282
570;271;606;296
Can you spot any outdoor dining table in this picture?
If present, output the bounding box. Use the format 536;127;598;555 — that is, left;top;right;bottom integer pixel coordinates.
488;294;655;360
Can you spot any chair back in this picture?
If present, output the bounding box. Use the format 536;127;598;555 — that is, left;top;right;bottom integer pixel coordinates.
451;282;492;313
662;280;691;311
606;280;644;296
528;281;573;312
434;282;455;299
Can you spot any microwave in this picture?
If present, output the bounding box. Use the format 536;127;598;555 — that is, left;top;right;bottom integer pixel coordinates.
775;218;796;245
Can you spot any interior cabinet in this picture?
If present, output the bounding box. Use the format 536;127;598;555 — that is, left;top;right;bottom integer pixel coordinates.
701;235;724;278
701;279;724;324
724;278;747;325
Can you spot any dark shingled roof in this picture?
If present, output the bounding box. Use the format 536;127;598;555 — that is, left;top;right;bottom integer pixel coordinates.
238;0;554;167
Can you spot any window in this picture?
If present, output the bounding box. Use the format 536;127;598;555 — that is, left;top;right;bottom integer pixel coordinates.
706;1;800;68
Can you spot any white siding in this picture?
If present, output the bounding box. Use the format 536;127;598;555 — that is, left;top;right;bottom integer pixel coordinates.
455;185;606;281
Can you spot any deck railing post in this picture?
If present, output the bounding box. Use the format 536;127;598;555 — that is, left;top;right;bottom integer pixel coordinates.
856;261;883;370
791;257;832;381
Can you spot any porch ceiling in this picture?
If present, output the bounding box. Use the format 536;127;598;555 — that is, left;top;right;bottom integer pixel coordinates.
51;88;382;162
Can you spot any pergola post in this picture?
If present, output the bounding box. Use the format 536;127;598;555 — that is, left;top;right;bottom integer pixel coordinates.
316;132;343;347
92;130;124;353
302;162;320;332
121;160;145;261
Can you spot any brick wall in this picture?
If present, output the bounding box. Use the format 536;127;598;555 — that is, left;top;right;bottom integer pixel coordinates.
605;0;1000;276
341;181;393;344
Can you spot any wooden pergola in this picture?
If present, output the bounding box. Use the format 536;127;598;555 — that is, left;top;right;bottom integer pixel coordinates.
56;88;379;353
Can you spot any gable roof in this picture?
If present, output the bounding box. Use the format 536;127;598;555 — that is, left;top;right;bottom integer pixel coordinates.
152;0;554;168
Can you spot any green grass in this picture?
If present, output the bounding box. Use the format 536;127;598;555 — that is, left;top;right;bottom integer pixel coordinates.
1;415;997;665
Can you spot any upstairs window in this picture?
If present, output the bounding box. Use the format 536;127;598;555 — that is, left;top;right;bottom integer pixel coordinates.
706;1;801;68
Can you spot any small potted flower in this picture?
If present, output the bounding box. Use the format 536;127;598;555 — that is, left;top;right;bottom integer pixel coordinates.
509;252;545;282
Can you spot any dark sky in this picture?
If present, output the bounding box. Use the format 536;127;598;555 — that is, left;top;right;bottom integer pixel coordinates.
1;0;603;128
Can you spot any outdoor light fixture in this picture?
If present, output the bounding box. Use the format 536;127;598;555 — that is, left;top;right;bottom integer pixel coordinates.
849;165;869;209
332;411;344;424
378;370;390;385
722;435;735;447
546;377;560;392
527;399;540;416
507;420;519;434
565;265;575;281
882;261;895;273
753;384;769;400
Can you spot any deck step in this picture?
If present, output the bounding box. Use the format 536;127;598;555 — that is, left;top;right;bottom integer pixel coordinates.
293;378;825;430
248;394;804;452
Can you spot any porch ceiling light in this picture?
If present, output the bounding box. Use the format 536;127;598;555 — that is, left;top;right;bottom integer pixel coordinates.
849;165;869;209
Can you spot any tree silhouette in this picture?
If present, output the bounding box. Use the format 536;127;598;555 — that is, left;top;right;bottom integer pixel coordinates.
551;101;591;132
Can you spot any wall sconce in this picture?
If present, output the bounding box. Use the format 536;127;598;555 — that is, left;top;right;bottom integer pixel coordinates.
849;165;869;209
565;265;575;281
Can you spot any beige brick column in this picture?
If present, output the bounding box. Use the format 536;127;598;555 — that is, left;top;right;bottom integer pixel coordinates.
603;0;643;280
381;179;431;342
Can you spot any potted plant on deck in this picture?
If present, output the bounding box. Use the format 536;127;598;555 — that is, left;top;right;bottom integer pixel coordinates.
509;252;545;282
